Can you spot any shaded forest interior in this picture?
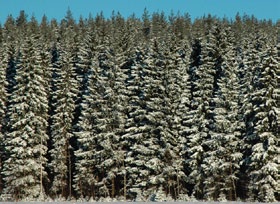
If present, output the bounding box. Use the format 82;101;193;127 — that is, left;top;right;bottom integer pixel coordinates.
0;9;279;202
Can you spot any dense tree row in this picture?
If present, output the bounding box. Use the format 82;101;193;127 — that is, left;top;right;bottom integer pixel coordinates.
0;10;279;202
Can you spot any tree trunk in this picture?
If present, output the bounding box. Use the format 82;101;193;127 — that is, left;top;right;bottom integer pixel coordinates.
124;171;127;199
230;163;237;200
177;173;180;199
68;148;72;198
111;177;115;198
40;135;44;197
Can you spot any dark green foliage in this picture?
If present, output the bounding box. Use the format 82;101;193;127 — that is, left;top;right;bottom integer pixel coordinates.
3;34;49;200
0;10;278;202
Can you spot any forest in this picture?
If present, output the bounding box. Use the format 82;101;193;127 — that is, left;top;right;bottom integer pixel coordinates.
0;9;279;202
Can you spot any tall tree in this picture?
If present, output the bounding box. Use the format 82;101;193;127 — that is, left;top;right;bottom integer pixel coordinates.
75;39;125;199
3;34;49;200
73;35;99;198
186;24;218;199
122;39;174;200
49;26;79;199
202;27;242;201
163;36;190;199
0;39;8;194
246;44;279;202
0;22;18;193
238;33;268;200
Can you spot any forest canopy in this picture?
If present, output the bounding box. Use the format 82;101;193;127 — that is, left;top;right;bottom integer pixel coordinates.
0;10;279;202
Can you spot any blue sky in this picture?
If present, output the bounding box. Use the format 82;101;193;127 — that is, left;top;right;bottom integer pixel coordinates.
0;0;279;24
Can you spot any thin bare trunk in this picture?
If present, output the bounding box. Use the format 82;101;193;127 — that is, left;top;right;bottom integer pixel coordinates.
68;149;72;198
230;163;237;200
40;135;43;197
177;173;180;198
112;177;115;198
122;152;126;199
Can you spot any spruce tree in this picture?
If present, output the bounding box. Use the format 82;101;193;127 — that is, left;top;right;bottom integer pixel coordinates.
74;38;99;198
123;39;173;200
3;34;49;200
75;39;125;199
0;27;17;193
0;41;8;194
49;26;79;199
121;47;148;200
247;44;279;202
163;36;190;199
238;33;268;200
141;39;171;197
186;26;217;199
202;27;242;201
93;44;125;199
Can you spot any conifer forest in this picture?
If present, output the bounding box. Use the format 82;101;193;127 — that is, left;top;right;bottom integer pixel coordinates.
0;10;279;202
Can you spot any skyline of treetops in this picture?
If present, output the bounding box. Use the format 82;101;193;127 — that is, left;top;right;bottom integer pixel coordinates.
0;9;279;202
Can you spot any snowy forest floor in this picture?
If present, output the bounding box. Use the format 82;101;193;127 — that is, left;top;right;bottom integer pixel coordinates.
0;202;279;204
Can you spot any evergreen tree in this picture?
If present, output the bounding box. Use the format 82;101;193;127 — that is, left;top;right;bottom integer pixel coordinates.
163;36;190;199
123;39;173;200
247;44;279;202
91;44;124;199
40;15;53;44
141;39;171;197
276;42;280;202
3;34;49;200
186;25;217;199
202;27;242;201
121;47;148;200
0;40;8;194
2;16;17;98
238;33;268;200
0;25;18;193
142;8;151;41
151;12;168;39
74;38;99;198
75;40;125;199
49;26;79;199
